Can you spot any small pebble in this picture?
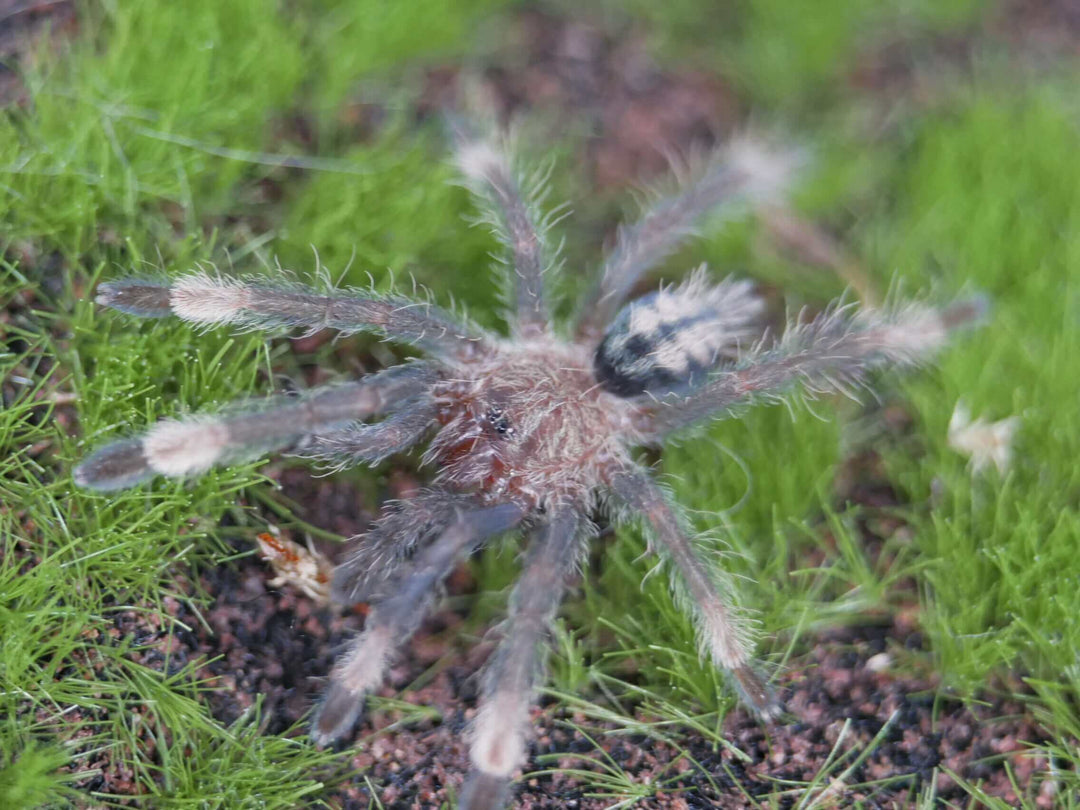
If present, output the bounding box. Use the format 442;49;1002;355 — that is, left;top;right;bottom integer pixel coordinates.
865;652;892;672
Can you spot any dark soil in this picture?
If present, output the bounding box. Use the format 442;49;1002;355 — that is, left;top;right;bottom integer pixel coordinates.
0;0;77;107
420;6;740;190
76;541;1057;808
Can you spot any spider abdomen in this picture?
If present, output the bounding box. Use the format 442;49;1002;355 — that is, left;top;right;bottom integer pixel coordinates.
594;272;765;397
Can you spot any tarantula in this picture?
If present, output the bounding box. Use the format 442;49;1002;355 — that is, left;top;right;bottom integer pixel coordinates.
74;130;979;809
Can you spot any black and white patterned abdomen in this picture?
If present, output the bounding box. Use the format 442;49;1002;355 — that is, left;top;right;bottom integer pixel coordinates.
594;273;764;397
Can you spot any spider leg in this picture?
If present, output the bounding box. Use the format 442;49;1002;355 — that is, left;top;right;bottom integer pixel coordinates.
310;501;526;746
96;273;491;359
330;489;469;606
608;466;779;718
575;138;798;342
454;131;559;338
637;297;987;439
460;506;584;810
74;364;434;491
299;398;437;471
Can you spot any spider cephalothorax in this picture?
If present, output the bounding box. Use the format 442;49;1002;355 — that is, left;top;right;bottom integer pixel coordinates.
428;339;636;504
75;129;979;810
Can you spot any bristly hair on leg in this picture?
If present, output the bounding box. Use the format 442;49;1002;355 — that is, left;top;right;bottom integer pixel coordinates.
96;267;494;359
311;501;525;746
463;506;588;807
576;135;803;341
636;295;988;440
74;368;433;491
329;489;471;606
450;121;569;339
606;466;779;718
298;398;437;473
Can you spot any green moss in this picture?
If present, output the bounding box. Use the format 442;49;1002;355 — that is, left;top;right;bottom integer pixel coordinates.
869;92;1080;695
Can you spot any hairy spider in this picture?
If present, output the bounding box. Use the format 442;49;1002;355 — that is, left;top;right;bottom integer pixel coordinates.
74;130;980;809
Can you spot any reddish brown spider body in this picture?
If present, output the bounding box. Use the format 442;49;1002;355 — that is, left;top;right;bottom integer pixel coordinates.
429;338;637;509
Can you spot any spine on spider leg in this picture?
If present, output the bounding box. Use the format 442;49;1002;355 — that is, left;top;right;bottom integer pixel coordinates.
463;507;585;808
311;502;525;747
73;366;433;491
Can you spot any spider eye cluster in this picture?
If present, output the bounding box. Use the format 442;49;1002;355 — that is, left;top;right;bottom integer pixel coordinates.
485;405;515;438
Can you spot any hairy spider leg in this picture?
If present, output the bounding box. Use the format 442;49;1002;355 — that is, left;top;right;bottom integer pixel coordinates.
609;467;778;718
461;506;585;810
329;489;472;606
638;298;987;439
575;139;799;342
454;133;557;338
311;501;526;747
73;365;433;491
96;274;492;359
301;397;437;472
